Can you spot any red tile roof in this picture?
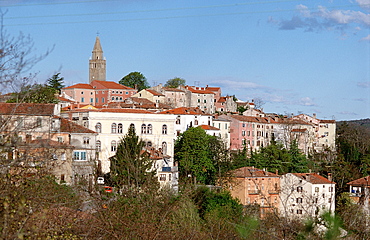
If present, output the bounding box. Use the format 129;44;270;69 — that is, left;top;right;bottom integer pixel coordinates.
91;80;135;90
320;120;336;123
58;96;75;102
28;139;70;147
291;128;307;132
63;83;94;89
230;115;276;124
232;167;280;178
347;176;370;186
185;86;214;94
206;87;220;92
218;97;227;103
60;118;97;134
145;89;164;96
0;103;55;116
198;125;219;130
292;173;335;184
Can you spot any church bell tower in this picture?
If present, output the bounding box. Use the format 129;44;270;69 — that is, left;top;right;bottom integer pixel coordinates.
89;36;106;83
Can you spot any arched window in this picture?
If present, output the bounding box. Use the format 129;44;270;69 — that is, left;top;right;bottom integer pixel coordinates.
147;124;152;134
95;122;102;133
141;124;147;134
96;140;101;152
194;120;199;125
162;142;167;155
130;123;135;131
111;140;117;152
111;123;117;133
147;141;152;147
162;124;167;135
176;116;181;124
117;123;123;133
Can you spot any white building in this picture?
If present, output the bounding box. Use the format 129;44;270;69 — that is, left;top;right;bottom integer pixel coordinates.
61;108;176;174
280;173;335;219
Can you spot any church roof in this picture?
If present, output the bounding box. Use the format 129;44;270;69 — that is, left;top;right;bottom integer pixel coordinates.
63;83;94;89
91;80;135;90
93;36;103;53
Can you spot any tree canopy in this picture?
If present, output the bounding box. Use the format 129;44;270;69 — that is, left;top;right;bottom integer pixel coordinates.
7;83;58;104
175;127;231;185
119;71;150;91
164;77;186;88
47;73;65;93
109;126;157;193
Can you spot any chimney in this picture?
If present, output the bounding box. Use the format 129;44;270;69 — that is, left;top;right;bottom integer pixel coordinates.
328;173;332;182
313;113;316;119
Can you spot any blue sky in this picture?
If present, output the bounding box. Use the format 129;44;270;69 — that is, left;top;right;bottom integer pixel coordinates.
1;0;369;121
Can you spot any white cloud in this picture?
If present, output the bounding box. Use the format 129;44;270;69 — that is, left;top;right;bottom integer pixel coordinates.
356;0;370;11
357;81;370;87
360;34;370;41
299;97;316;106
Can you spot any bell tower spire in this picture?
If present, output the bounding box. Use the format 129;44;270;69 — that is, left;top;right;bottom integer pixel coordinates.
89;35;106;83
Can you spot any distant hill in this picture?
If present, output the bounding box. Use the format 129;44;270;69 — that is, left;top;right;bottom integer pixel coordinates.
338;118;370;129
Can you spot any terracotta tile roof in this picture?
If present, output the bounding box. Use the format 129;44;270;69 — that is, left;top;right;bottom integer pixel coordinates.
58;96;74;102
60;118;97;134
206;87;220;92
347;176;370;186
159;107;207;115
98;108;153;114
320;120;336;123
291;128;307;132
145;89;164;96
218;97;227;103
229;115;276;124
198;125;219;130
162;87;185;92
292;173;335;184
232;167;280;178
0;103;55;116
91;80;135;90
185;86;215;94
63;83;94;89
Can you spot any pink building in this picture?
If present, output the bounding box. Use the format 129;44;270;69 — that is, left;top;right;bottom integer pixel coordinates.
61;80;137;106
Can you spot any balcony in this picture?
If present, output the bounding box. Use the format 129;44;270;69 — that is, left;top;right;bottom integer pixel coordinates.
268;189;280;194
248;190;260;195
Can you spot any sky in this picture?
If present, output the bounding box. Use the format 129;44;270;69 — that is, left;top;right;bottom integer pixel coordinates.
0;0;369;121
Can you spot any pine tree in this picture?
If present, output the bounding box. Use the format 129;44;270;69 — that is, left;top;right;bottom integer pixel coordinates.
47;73;65;93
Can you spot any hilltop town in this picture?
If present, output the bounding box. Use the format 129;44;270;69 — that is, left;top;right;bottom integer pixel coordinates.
1;36;369;239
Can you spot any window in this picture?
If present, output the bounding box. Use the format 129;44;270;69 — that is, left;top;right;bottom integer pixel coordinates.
162;125;167;134
204;99;206;103
197;99;200;103
141;124;147;134
111;140;117;152
329;187;334;192
242;123;246;127
176;116;181;124
118;123;123;133
96;98;98;103
328;198;332;203
36;117;42;128
90;98;93;103
296;198;303;203
81;97;85;103
162;142;167;155
102;97;105;103
111;123;117;133
242;131;246;136
112;97;114;100
147;124;152;134
315;187;319;192
297;186;303;192
61;174;65;182
81;91;84;94
96;140;101;152
130;123;135;131
57;137;63;143
83;137;90;145
95;122;102;133
73;151;87;161
147;141;152;147
297;209;303;214
160;174;166;181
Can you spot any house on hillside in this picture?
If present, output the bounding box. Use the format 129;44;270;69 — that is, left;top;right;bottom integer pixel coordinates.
347;176;370;206
229;167;280;217
280;173;335;219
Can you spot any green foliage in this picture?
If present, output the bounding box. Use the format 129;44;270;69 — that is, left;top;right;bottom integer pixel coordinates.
237;105;248;114
175;127;230;185
47;73;65;93
192;186;243;220
232;139;310;174
109;126;157;192
7;83;59;103
164;77;186;88
119;71;150;91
